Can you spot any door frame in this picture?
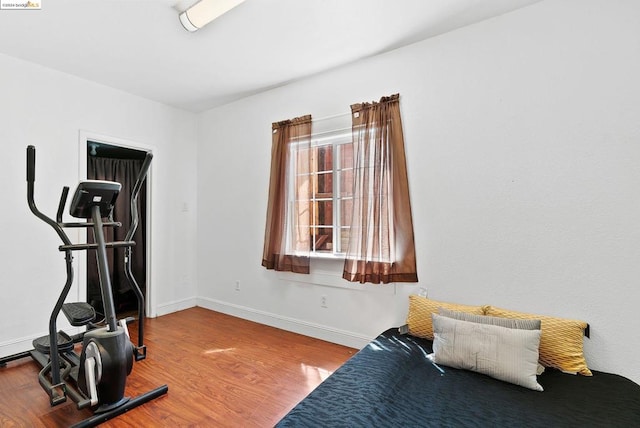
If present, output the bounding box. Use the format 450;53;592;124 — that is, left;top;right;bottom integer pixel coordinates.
78;130;156;318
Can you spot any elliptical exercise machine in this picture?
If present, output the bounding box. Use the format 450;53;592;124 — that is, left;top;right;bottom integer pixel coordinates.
0;146;167;427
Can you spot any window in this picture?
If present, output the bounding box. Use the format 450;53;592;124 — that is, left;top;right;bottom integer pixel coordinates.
263;94;418;284
288;127;353;258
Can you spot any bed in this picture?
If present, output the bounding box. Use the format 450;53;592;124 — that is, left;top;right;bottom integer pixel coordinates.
277;304;640;427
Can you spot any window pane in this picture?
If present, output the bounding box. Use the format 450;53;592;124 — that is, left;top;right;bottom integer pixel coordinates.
313;227;333;252
339;227;350;253
313;145;333;172
293;201;310;226
295;173;310;198
316;171;333;195
340;199;352;226
339;168;353;197
291;225;309;252
295;146;311;174
339;142;353;169
314;200;333;227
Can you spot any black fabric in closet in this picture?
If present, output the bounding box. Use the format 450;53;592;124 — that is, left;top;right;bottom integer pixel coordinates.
87;156;146;313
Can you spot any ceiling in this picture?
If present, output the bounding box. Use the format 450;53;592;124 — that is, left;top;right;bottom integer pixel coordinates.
0;0;541;112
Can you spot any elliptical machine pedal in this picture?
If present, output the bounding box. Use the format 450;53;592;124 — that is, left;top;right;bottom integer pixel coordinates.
32;331;75;354
62;302;96;326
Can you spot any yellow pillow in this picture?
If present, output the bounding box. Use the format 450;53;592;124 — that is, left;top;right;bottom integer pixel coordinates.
406;295;484;340
483;305;591;376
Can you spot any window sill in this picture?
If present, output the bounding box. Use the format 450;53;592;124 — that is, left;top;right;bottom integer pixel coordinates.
309;252;345;261
277;257;396;294
277;256;346;288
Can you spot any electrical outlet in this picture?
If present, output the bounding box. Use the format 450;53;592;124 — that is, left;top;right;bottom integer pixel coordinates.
321;295;327;308
235;280;240;291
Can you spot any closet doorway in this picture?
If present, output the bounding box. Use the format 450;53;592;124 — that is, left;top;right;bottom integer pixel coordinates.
86;140;150;319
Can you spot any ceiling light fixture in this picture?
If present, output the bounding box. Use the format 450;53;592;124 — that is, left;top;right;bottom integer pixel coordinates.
179;0;246;32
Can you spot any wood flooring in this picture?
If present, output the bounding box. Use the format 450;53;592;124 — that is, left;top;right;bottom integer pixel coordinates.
0;307;356;427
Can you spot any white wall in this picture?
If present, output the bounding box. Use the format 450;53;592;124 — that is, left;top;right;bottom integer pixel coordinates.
0;53;199;356
197;0;640;384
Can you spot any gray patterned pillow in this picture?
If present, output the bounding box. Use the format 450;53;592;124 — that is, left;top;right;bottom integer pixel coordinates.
438;307;541;330
432;314;543;391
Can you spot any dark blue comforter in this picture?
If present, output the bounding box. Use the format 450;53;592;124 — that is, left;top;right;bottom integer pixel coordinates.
277;328;640;427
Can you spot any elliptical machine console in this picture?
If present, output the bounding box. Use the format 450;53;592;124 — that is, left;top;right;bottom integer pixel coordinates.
1;146;168;427
70;180;121;219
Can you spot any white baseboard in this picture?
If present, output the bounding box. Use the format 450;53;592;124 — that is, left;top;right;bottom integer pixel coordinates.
0;335;37;359
2;298;370;359
155;297;198;317
196;297;371;350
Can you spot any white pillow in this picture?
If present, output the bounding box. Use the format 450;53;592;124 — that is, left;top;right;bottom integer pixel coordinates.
432;314;543;391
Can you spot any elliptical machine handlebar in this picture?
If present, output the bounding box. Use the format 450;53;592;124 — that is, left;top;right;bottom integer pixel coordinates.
122;151;153;360
125;152;152;242
26;145;72;246
56;187;70;224
27;145;35;182
26;146;138;230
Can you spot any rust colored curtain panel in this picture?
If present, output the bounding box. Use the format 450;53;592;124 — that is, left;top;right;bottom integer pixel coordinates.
343;94;418;284
262;115;312;273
